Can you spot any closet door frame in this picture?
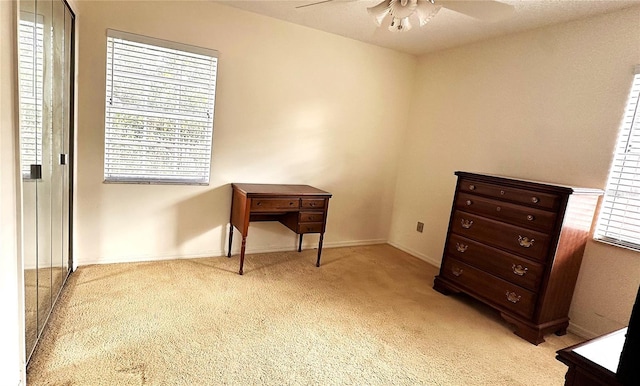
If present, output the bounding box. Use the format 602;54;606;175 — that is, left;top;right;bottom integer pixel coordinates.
19;0;75;363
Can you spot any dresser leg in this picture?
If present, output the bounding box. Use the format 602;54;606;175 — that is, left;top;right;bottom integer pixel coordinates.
433;276;460;295
239;236;247;275
227;224;233;258
500;313;546;345
298;234;303;252
316;233;324;267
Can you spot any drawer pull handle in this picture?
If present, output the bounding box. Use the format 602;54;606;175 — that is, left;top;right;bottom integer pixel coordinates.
518;236;535;248
506;291;521;303
256;202;262;206
496;206;501;212
290;202;295;206
469;184;476;191
500;190;505;195
461;219;474;229
527;215;535;221
466;200;472;206
308;216;314;220
452;267;463;277
456;243;468;253
310;202;316;207
512;264;528;276
531;196;539;204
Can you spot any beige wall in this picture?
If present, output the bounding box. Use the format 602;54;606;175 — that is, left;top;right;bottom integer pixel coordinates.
389;7;640;337
1;0;25;383
75;1;416;264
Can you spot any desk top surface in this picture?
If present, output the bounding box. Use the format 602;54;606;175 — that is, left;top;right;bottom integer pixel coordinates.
570;328;626;373
557;328;627;376
232;183;332;197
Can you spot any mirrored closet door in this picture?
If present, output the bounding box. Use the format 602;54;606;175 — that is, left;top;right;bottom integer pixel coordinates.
18;0;74;362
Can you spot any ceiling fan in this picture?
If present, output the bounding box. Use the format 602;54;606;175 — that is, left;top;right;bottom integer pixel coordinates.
296;0;515;32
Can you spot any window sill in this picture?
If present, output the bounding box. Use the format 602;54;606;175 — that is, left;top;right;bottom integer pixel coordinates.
103;179;209;186
592;237;640;254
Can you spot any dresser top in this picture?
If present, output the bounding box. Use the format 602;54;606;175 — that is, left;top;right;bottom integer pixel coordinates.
232;183;332;197
455;171;603;195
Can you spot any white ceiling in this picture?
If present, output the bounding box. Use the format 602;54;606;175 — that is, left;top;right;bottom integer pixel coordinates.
217;0;640;55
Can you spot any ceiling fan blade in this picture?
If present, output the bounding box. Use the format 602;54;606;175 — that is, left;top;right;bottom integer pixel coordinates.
440;0;515;22
295;0;335;9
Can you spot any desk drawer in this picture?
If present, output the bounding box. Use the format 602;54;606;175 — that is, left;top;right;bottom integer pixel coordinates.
301;199;326;209
300;211;324;223
298;222;324;234
251;198;300;211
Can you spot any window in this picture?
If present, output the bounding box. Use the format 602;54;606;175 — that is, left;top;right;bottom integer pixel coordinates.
104;30;218;184
594;66;640;250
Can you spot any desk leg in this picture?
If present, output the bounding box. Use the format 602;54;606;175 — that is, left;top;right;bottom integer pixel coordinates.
227;224;233;258
316;233;324;267
298;234;303;252
239;235;247;275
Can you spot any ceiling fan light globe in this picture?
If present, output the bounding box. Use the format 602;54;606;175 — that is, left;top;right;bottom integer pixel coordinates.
415;1;441;27
389;0;418;19
388;16;412;32
401;16;413;31
367;0;392;26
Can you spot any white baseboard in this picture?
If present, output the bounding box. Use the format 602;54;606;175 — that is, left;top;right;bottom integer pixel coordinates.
567;322;598;340
387;241;440;267
77;238;389;266
323;239;387;248
79;251;221;266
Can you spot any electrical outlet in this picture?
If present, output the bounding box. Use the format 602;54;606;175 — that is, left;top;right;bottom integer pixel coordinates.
416;221;424;233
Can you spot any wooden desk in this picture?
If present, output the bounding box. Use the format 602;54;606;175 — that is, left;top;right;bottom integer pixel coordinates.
227;183;332;275
556;328;627;386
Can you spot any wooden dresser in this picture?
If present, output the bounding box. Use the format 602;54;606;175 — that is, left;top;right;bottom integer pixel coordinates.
433;172;602;344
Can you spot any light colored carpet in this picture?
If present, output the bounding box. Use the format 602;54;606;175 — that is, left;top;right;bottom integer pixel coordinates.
27;244;582;385
25;267;67;358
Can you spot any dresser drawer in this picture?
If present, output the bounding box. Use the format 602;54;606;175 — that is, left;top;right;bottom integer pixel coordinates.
442;258;536;319
458;178;561;211
456;193;557;232
451;211;550;262
251;198;300;211
301;198;326;209
446;234;544;292
299;211;324;223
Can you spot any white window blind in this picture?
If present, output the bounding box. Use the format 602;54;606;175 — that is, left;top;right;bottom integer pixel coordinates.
18;15;44;177
104;30;218;184
595;67;640;250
